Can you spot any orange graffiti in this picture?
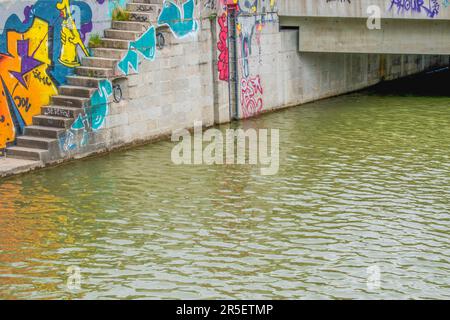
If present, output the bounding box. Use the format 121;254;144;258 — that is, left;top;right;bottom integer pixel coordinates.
0;18;58;150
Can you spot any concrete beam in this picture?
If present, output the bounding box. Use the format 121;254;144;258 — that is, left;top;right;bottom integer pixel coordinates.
280;17;450;55
278;0;450;21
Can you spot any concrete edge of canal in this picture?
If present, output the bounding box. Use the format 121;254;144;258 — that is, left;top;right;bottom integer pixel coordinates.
0;1;448;179
2;66;449;181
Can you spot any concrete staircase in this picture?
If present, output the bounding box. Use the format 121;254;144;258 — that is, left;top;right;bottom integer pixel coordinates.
6;0;164;162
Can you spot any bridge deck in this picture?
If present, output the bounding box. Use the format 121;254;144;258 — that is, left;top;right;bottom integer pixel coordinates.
278;0;450;54
278;0;450;21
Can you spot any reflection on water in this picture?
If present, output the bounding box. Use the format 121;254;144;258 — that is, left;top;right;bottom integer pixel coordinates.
0;87;449;299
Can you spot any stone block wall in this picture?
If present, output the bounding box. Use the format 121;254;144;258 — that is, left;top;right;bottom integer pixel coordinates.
1;0;448;165
60;0;449;160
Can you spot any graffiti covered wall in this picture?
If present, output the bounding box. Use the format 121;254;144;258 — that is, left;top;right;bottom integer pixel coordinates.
58;0;201;156
214;0;278;119
0;0;447;168
0;0;110;150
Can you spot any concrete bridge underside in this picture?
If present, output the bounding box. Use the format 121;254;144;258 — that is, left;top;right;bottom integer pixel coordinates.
278;0;450;55
280;17;450;55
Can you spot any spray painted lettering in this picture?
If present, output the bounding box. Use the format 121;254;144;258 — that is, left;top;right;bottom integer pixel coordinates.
217;13;229;82
389;0;440;18
158;0;199;38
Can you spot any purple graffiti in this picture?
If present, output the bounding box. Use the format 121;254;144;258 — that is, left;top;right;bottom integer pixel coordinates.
389;0;440;18
23;5;34;24
80;22;93;42
10;40;43;89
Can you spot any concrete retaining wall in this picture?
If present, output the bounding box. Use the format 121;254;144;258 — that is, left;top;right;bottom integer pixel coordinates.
229;5;448;119
52;0;450;160
0;0;448;174
278;0;450;20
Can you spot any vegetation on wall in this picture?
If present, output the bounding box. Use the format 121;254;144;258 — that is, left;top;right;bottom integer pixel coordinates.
88;33;103;48
112;6;130;21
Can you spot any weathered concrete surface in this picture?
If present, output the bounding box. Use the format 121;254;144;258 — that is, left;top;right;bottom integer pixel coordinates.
278;0;450;20
279;0;450;54
254;25;448;115
0;157;43;178
0;1;448;179
286;17;450;54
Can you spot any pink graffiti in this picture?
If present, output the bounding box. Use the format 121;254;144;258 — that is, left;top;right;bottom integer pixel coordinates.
217;13;229;82
241;75;263;118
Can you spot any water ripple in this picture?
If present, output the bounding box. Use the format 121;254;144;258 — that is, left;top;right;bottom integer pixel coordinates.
0;93;449;299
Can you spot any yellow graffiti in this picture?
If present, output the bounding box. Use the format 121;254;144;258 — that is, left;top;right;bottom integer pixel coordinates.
57;0;89;67
0;18;58;150
270;0;276;9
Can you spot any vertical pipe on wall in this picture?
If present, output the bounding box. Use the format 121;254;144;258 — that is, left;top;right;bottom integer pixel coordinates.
227;3;239;120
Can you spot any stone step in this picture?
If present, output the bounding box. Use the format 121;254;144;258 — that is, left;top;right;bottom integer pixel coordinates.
128;11;156;23
104;29;141;41
66;76;104;88
112;20;149;32
126;3;160;14
75;66;114;77
91;48;128;60
33;115;74;129
100;38;131;50
59;85;96;98
130;0;164;5
82;56;119;69
133;0;162;5
42;105;84;119
6;146;48;161
51;95;90;108
16;135;57;150
24;125;65;139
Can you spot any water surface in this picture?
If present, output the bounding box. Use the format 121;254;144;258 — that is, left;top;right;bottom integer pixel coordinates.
0;80;449;299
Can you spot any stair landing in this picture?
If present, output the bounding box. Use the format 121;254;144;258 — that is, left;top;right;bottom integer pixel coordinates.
0;157;42;178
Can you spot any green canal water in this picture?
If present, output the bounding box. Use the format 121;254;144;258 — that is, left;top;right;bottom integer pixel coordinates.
0;76;449;299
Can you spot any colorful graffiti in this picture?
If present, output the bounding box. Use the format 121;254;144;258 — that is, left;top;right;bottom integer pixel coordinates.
57;0;90;67
217;13;229;82
118;26;157;76
107;0;128;17
261;0;277;12
205;0;217;10
389;0;441;18
0;18;59;150
233;0;278;118
59;0;201;153
59;80;113;152
118;0;200;75
240;75;263;118
1;0;94;84
238;16;259;79
157;0;199;38
0;0;101;150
